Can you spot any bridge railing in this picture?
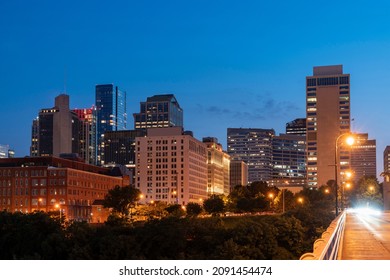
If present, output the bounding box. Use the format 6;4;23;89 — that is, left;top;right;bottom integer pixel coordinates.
300;210;347;260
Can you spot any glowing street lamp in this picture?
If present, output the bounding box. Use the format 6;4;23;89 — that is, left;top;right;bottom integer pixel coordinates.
55;203;61;220
334;133;355;216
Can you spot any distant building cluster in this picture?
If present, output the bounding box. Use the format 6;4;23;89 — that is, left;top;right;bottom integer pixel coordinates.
2;64;389;220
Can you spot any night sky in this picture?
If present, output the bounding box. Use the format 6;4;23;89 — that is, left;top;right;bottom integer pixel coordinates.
1;0;390;179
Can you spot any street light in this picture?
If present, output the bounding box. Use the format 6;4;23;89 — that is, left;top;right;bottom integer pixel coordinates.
334;133;354;216
37;198;42;212
55;203;61;220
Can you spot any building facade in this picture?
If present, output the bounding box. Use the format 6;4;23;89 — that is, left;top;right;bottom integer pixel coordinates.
306;65;351;187
230;160;248;189
203;137;230;196
286;118;306;136
227;128;275;184
95;84;127;165
349;133;376;180
0;156;129;221
133;94;183;129
31;94;80;158
0;145;14;158
136;127;208;205
270;133;306;188
72;107;97;165
384;146;390;174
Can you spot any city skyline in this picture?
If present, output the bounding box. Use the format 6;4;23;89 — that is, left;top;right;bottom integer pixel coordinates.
1;0;390;180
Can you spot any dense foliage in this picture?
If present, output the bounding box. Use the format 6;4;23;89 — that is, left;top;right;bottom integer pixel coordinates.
0;209;327;260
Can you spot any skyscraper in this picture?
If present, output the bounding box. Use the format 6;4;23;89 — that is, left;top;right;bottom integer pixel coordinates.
31;94;80;157
133;94;183;129
72;107;97;165
227;128;275;183
306;65;351;187
95;84;127;165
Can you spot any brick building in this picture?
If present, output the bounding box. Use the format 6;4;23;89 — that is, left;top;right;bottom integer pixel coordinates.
0;156;129;222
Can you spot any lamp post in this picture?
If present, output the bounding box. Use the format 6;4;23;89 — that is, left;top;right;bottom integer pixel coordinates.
334;133;354;216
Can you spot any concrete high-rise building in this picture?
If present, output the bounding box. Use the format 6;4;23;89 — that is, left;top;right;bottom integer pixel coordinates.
286;118;306;136
136;127;207;205
30;118;39;157
227;128;275;184
384;146;390;173
133;94;183;129
230;160;248;188
72;107;97;165
31;94;80;158
269;133;306;190
0;144;14;158
349;133;376;181
95;84;127;165
306;65;351;187
202;137;230;196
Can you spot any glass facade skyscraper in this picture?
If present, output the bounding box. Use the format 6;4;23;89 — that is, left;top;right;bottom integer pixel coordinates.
95;84;127;165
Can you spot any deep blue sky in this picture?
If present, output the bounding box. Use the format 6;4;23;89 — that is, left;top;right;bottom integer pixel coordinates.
1;0;390;179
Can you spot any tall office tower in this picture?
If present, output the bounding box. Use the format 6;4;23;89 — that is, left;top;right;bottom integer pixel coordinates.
31;94;80;157
230;160;248;188
72;107;97;165
306;65;351;187
384;146;390;173
0;144;14;158
349;133;376;180
30;117;39;156
103;130;146;166
286;118;306;136
269;134;306;189
136;127;208;205
133;94;183;129
95;84;127;165
202;137;230;196
227;128;275;184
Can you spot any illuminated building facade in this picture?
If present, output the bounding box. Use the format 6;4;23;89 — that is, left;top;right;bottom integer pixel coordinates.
136;127;207;205
95;84;127;165
133;94;183;129
350;133;376;180
0;145;14;158
72;107;97;165
286;118;306;136
202;137;230;196
227;128;275;183
269;133;306;190
306;65;351;187
0;156;129;222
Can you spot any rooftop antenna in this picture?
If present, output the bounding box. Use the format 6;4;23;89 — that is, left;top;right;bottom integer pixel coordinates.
63;65;67;94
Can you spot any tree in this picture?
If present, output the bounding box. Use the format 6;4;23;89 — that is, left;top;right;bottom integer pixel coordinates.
103;185;141;220
165;204;185;218
351;176;383;209
186;202;203;217
203;195;225;216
